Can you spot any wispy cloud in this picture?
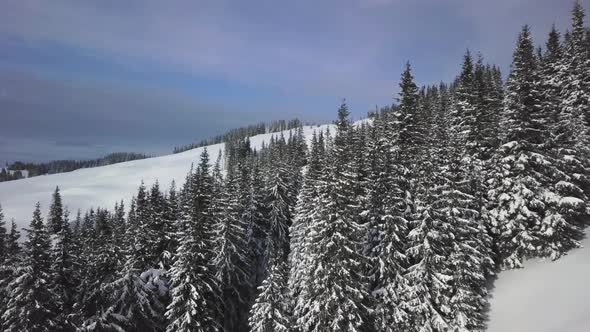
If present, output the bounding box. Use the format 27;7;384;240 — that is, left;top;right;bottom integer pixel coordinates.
0;0;586;162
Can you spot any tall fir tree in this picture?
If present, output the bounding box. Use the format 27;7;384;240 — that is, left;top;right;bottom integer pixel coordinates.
0;204;8;331
289;131;325;304
48;186;64;234
166;149;220;332
363;113;409;331
51;209;80;331
295;102;373;332
213;165;253;332
2;203;58;332
489;25;563;268
0;204;6;263
265;161;292;263
248;258;291;332
402;85;453;332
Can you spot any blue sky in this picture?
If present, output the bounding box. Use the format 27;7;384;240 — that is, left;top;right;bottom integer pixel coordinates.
0;0;587;164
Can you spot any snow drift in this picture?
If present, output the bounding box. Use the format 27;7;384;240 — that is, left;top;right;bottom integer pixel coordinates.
487;235;590;332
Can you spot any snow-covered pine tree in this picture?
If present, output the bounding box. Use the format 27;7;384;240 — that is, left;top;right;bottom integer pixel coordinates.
248;257;291;332
563;1;590;131
453;50;478;155
243;161;269;289
265;159;292;264
149;181;171;269
72;209;82;238
403;200;454;332
351;122;370;204
363;111;409;331
395;62;422;227
0;218;21;330
162;180;179;267
295;102;373;332
488;25;559;268
402;83;454;332
536;22;588;260
0;204;7;331
79;208;124;329
289;131;325;304
51;208;80;331
436;82;492;331
212;150;224;195
213;160;252;332
48;186;64;234
6;219;20;261
166;148;220;332
2;203;58;332
0;204;6;263
472;54;502;161
133;181;160;270
113;200;126;237
484;64;505;155
99;240;166;332
540;25;565;144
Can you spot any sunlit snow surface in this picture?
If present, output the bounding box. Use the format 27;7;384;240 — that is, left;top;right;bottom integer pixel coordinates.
487;236;590;332
0;123;339;228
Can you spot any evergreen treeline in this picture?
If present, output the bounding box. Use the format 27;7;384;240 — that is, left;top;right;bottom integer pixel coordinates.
0;3;589;331
0;169;24;182
2;152;150;182
173;118;308;154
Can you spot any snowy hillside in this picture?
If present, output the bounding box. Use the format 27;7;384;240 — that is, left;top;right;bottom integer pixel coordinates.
0;123;336;229
487;236;590;332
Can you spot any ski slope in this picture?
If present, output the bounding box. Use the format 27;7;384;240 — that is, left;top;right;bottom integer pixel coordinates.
0;123;334;229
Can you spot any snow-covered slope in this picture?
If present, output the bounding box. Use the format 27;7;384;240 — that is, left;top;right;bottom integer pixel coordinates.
487;236;590;332
0;123;334;228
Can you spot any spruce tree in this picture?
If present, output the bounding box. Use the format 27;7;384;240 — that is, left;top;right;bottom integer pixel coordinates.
563;1;590;130
243;161;268;289
6;219;20;261
0;219;20;330
363;111;409;331
213;166;252;332
402;86;454;332
132;182;161;270
265;161;292;263
248;258;291;332
79;208;124;329
100;243;166;332
48;186;64;234
289;131;325;303
295;102;372;332
395;63;422;228
51;209;80;331
166;149;220;332
2;203;58;332
0;204;8;331
453;50;478;155
163;181;180;267
442;86;491;331
0;204;5;263
149;181;170;269
536;23;588;261
489;26;559;268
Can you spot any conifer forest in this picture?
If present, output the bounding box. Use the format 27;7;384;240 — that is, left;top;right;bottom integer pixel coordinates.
1;2;590;332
